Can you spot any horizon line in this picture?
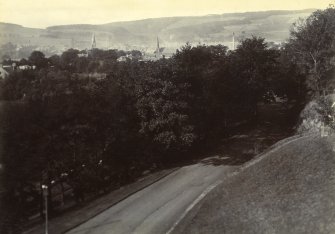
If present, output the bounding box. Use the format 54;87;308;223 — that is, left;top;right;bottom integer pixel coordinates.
0;8;318;30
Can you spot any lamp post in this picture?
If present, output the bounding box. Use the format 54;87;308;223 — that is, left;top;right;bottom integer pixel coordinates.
41;184;48;234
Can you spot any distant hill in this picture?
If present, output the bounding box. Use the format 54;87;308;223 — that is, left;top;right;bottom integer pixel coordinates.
0;9;315;53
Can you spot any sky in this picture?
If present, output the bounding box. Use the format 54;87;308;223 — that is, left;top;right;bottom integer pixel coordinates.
0;0;332;28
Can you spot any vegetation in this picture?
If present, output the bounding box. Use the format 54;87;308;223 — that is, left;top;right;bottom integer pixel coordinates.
288;4;335;96
291;5;335;134
1;6;334;233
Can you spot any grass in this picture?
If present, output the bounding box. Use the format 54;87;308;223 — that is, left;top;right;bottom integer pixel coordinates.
176;133;335;234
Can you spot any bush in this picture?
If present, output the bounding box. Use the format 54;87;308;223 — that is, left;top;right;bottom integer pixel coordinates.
297;95;335;134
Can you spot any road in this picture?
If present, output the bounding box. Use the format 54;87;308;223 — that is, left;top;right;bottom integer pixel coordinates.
66;103;294;234
66;163;234;234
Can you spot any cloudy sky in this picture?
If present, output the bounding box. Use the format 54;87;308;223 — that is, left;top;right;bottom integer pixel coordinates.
0;0;331;28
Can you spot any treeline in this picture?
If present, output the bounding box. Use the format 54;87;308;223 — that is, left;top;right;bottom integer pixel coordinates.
289;5;335;133
0;42;142;64
2;4;335;231
0;36;305;232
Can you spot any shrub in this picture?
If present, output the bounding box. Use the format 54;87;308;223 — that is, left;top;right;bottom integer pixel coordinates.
297;95;335;134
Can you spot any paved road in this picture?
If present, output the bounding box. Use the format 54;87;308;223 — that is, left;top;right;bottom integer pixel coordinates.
66;163;235;234
66;103;292;234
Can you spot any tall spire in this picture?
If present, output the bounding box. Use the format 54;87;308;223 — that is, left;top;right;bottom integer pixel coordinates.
232;32;235;50
155;36;161;58
91;33;96;49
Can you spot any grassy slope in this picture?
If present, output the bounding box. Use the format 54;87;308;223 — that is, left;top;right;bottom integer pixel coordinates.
176;134;335;234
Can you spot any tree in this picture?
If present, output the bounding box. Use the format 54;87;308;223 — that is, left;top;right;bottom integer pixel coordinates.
28;51;47;69
131;50;142;60
288;5;335;95
274;47;307;102
2;70;36;100
60;49;79;70
48;54;61;67
19;58;29;66
136;60;196;153
0;101;47;233
74;57;89;72
230;37;280;108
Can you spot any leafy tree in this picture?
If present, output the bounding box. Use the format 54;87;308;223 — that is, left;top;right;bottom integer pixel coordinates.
135;60;196;153
28;51;48;69
228;36;280;115
89;48;105;60
173;44;229;135
19;58;29;66
274;47;307;102
131;50;142;60
2;70;36;100
0;101;47;233
74;57;89;72
60;49;79;70
48;54;61;67
288;5;335;95
105;49;119;61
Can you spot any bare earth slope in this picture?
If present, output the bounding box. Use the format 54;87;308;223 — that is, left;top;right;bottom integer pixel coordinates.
174;134;335;234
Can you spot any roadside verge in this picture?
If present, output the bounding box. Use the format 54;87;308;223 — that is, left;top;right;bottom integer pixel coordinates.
24;167;179;234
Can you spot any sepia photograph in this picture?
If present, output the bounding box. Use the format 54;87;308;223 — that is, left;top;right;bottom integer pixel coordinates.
0;0;334;233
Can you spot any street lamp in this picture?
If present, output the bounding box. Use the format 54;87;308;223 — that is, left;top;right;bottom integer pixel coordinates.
41;184;48;234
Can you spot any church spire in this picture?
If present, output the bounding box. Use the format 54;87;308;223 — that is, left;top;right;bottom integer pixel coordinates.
91;33;96;49
155;36;161;58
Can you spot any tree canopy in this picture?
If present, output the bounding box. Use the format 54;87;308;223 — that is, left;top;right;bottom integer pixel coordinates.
0;32;312;232
288;5;335;95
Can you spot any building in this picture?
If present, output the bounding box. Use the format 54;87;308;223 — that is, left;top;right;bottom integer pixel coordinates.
117;56;129;62
0;66;9;79
19;65;34;70
0;63;18;79
142;37;176;61
91;33;96;49
78;52;89;58
141;36;175;61
154;37;163;59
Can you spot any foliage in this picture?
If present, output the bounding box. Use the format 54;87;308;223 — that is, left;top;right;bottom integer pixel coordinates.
288;5;335;95
28;51;48;69
232;36;280;100
0;35;307;232
297;95;335;134
135;60;196;152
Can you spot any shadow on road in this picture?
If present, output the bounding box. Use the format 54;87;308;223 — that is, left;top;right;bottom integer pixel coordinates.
198;102;300;167
201;154;254;166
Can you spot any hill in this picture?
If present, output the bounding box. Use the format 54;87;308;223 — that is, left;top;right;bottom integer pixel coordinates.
0;9;315;52
174;134;335;234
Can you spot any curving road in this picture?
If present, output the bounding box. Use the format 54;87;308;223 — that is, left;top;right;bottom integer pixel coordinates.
66;163;235;234
64;103;292;234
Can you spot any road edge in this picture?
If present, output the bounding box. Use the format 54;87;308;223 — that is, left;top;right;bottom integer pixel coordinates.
62;167;180;234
